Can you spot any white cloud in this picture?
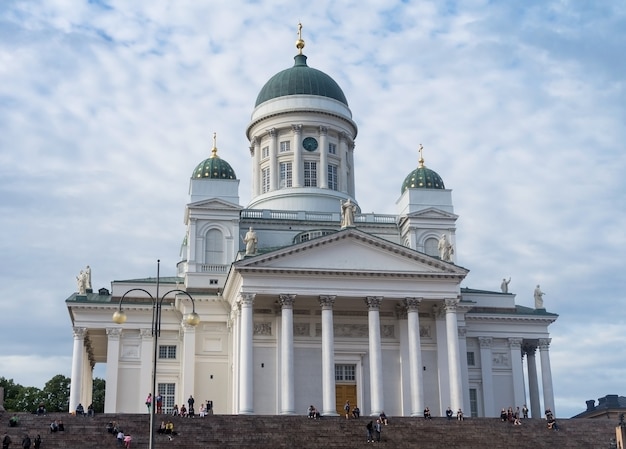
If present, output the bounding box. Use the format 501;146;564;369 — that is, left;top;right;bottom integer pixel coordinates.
0;0;624;418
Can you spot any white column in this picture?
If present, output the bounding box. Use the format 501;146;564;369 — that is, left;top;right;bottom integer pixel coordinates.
539;338;555;415
180;321;197;403
139;328;153;411
69;327;86;412
319;126;328;188
279;294;296;415
231;301;241;414
268;128;278;191
434;305;449;415
508;338;525;409
319;295;337;416
251;137;259;197
444;299;463;412
104;328;121;413
366;296;384;416
347;140;355;197
478;337;495;417
292;124;302;187
188;218;197;267
525;345;541;418
339;132;348;193
405;298;424;416
238;293;255;414
458;327;471;414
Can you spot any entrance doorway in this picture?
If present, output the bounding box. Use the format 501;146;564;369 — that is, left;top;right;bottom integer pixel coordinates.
335;384;357;416
335;364;357;415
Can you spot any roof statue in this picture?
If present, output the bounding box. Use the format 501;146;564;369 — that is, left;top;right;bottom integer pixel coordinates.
340;198;356;228
501;277;511;293
534;284;545;309
438;234;454;262
243;227;258;255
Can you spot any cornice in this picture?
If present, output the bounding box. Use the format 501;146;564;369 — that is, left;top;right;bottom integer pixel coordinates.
465;314;557;324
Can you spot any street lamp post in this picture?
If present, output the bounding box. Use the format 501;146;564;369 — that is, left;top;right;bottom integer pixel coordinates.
112;260;200;449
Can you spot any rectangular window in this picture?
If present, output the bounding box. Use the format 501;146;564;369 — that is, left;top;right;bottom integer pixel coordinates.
467;351;475;366
262;146;269;158
328;164;338;190
335;364;356;381
469;388;478;417
304;161;317;187
261;167;270;193
279;162;292;188
159;345;176;359
279;141;290;152
158;383;176;415
328;143;337;154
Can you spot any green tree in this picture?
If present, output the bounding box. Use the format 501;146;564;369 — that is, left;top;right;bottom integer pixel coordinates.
42;374;70;412
13;386;45;412
0;377;25;412
92;378;106;413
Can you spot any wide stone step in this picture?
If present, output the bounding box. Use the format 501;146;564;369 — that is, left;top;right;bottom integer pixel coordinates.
2;412;617;448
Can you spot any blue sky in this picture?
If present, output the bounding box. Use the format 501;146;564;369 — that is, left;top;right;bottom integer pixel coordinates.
1;1;625;418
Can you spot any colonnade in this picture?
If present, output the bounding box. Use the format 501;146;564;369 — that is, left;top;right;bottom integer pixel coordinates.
234;293;465;416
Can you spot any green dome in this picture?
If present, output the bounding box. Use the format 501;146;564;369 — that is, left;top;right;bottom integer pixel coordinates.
401;166;445;193
255;54;348;107
192;148;236;180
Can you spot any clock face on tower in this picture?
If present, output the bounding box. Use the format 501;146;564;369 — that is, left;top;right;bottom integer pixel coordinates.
302;137;318;152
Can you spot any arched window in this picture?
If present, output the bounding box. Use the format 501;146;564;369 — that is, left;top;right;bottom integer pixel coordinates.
205;229;224;264
424;237;439;257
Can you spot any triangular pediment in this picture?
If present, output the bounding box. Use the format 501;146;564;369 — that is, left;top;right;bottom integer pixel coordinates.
404;207;458;220
187;198;242;210
235;228;468;279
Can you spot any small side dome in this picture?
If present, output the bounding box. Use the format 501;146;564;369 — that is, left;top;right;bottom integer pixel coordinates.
401;145;445;193
192;133;237;180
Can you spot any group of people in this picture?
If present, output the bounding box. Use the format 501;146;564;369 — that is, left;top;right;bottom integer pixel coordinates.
49;420;65;432
147;393;213;417
445;407;464;421
500;405;527;425
307;405;321;419
105;421;132;448
157;421;179;440
545;408;559;431
365;416;385;443
343;401;361;419
75;403;95;417
1;432;41;449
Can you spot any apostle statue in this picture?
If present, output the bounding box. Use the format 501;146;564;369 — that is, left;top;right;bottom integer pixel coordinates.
340;198;356;228
438;234;454;262
243;227;258;255
501;277;511;293
85;265;92;291
534;284;545;309
76;269;87;295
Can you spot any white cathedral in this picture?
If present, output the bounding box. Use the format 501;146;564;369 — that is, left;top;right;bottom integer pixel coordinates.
66;29;558;419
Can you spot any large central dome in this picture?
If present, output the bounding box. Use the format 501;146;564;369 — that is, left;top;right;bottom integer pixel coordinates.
255;54;348;107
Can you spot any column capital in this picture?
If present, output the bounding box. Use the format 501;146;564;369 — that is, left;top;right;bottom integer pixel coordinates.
458;326;467;338
404;297;422;311
522;342;537;356
538;338;551;350
319;295;336;309
365;296;383;310
73;327;87;339
478;336;492;348
181;320;197;331
278;294;296;309
319;126;328;136
267;127;277;137
239;292;256;307
106;328;122;339
444;298;459;312
140;328;153;339
508;337;523;349
292;124;303;134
